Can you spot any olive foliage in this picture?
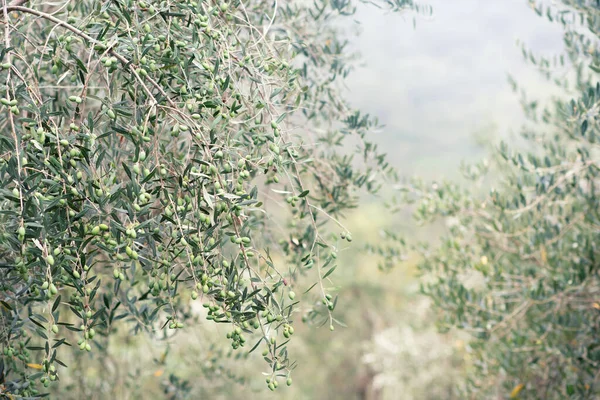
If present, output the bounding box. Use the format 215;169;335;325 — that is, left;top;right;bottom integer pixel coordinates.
391;1;600;398
0;0;429;397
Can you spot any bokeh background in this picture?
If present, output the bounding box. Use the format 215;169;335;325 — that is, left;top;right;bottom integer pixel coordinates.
347;0;563;178
286;2;566;398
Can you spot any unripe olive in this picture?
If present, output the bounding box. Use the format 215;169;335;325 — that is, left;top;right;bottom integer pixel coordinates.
51;324;59;334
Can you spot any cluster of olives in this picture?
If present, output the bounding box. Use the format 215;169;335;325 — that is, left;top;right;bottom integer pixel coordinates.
225;326;246;350
77;332;96;352
0;95;19;115
265;376;293;391
3;341;31;363
40;362;58;387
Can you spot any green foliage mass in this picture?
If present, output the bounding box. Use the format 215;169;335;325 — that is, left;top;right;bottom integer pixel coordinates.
0;0;430;397
385;1;600;398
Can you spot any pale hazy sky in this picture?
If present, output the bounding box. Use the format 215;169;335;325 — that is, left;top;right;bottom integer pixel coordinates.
344;0;565;177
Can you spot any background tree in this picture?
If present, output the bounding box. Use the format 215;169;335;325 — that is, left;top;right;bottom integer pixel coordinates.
0;0;430;397
386;0;600;398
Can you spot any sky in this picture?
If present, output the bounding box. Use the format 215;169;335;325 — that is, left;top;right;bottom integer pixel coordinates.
343;0;565;177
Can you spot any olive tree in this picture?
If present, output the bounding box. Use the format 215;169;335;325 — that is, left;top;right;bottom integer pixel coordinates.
0;0;430;397
385;0;600;398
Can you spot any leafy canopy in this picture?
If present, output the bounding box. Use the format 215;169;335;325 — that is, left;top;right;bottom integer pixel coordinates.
392;1;600;398
0;0;430;397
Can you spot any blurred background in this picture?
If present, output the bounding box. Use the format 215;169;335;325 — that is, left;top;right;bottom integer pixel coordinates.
347;0;563;178
285;1;566;398
53;2;569;399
